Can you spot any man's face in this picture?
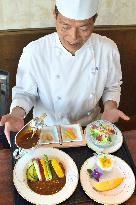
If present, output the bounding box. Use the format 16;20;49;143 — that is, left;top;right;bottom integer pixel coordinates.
54;12;95;54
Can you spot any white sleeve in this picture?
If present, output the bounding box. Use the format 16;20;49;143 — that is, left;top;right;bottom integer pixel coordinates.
102;43;122;107
10;45;38;115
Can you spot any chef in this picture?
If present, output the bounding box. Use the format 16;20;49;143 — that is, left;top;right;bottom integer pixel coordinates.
0;0;129;144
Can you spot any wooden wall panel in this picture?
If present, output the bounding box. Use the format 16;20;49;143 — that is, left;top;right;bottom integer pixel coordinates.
0;26;136;116
0;28;54;100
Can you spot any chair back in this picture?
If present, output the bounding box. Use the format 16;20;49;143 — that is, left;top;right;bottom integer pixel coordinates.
0;70;10;116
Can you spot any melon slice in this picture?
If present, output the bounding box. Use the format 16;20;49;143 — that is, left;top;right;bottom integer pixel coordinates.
94;177;124;191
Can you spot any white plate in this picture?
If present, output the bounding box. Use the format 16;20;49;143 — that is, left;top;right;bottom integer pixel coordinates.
85;120;123;153
80;156;135;204
13;147;79;205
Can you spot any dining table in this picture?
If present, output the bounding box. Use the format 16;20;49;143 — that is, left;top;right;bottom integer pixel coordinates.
0;117;136;205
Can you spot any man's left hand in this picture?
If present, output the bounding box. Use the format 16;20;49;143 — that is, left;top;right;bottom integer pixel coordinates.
101;108;130;123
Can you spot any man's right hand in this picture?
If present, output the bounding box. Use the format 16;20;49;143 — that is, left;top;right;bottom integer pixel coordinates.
0;107;25;145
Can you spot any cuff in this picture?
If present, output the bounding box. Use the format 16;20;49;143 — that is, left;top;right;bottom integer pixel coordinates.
102;93;120;107
10;99;33;116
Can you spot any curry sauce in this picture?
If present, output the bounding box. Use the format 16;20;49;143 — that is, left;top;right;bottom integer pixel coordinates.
27;161;66;195
16;130;40;149
28;176;66;195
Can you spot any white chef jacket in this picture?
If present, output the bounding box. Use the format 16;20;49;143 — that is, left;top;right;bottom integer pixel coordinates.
10;32;122;126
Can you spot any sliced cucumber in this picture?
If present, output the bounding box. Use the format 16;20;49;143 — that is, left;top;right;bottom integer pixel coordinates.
27;171;37;182
33;166;38;180
26;164;38;182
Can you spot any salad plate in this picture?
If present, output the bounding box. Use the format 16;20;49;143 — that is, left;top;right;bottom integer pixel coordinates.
80;155;135;204
85;120;123;153
13;147;79;205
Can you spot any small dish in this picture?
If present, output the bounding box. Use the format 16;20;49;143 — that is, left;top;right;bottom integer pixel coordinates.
96;154;114;172
39;125;59;144
61;124;83;142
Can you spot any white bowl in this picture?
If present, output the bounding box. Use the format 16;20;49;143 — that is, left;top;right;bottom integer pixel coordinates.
96;154;114;172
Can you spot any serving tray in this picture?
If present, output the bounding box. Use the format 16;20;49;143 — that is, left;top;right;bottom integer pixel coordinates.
10;132;136;205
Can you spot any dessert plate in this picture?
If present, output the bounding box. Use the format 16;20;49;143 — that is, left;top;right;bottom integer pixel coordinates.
80;155;135;204
85;120;123;153
13;147;79;205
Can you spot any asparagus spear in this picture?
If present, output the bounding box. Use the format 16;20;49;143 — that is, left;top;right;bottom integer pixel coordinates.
44;155;52;180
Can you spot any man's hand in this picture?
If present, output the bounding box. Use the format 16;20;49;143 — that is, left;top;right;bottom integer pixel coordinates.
0;114;24;145
0;107;25;145
101;100;130;123
101;108;130;123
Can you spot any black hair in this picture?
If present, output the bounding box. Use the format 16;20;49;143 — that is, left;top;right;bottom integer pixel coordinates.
55;5;59;16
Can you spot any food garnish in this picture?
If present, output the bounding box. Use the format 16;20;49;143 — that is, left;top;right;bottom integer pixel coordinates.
26;154;66;195
27;155;64;182
94;177;124;191
40;158;51;180
26;163;38;182
63;128;77;140
90;122;115;146
40;132;54;142
51;159;64;178
44;155;53;180
87;168;103;181
33;159;42;181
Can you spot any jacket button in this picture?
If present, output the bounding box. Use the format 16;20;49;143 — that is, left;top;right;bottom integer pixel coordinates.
56;75;60;79
57;96;61;100
59;115;64;119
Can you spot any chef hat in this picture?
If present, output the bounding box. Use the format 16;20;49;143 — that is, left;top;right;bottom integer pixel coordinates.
55;0;100;20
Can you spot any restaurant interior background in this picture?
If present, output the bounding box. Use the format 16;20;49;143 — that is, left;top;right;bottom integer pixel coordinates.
0;0;136;30
0;2;136;205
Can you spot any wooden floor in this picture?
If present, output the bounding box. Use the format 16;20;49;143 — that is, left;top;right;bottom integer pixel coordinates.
0;149;13;205
0;143;4;149
123;130;136;165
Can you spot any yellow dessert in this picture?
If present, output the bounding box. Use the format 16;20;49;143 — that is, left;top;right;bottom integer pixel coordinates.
94;177;124;191
97;154;113;171
99;156;111;168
